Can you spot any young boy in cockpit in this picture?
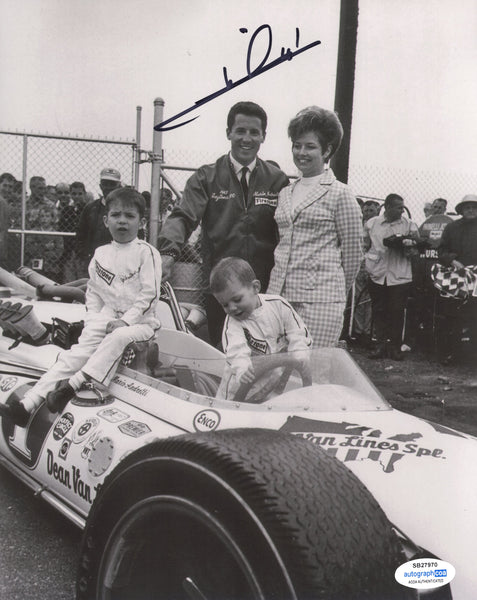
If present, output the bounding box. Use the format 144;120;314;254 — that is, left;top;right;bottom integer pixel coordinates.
210;257;312;400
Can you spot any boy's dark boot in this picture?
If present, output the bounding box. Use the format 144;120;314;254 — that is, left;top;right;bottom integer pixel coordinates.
0;398;30;428
46;381;75;413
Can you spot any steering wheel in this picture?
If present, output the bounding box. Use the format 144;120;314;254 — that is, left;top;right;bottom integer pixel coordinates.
234;354;312;404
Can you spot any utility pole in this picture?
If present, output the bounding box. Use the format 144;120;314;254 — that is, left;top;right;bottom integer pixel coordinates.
332;0;359;183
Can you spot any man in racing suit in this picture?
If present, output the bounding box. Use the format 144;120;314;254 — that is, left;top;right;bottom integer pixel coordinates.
157;101;289;346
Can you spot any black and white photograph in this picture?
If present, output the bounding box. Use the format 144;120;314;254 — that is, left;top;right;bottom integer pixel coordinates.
1;1;477;598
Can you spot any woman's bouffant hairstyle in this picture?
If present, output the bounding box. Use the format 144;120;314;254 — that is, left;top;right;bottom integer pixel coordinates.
210;257;257;295
288;106;344;160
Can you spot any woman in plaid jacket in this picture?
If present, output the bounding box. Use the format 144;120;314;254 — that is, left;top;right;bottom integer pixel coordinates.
267;106;362;347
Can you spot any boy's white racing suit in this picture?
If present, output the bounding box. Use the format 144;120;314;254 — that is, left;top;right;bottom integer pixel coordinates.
22;238;162;408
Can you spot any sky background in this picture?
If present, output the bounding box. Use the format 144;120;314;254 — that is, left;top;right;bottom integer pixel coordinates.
2;0;477;212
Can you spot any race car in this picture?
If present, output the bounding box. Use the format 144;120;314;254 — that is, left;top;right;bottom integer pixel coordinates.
0;267;474;599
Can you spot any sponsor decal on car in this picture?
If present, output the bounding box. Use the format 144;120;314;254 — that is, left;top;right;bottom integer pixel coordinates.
72;418;99;444
97;407;129;423
193;409;221;432
53;412;74;441
280;416;446;474
81;430;102;460
118;420;151;438
46;449;98;504
0;376;18;392
59;438;72;461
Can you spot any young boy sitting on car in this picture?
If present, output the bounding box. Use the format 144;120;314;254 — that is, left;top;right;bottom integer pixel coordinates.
0;187;162;427
210;257;312;401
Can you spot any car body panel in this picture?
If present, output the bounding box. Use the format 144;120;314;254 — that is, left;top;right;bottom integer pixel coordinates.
0;285;475;598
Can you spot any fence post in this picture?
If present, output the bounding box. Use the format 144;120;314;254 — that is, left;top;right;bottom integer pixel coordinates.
149;97;164;247
21;134;28;266
134;105;142;189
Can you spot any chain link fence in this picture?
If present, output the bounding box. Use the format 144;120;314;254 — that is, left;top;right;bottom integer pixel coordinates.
1;131;136;281
348;163;477;220
3;132;477;307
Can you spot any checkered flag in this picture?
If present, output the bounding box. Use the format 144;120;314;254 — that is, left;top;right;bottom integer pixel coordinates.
431;264;477;300
121;345;136;366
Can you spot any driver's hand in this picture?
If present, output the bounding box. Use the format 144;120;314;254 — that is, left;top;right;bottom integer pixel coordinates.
238;365;255;384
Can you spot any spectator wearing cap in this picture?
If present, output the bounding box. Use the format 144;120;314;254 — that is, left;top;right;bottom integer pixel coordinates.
436;194;477;362
75;168;121;277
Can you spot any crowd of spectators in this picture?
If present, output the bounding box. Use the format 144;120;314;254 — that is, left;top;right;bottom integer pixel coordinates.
349;194;477;364
0;170;163;282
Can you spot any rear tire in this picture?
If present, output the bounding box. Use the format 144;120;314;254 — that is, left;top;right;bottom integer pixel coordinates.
76;429;414;600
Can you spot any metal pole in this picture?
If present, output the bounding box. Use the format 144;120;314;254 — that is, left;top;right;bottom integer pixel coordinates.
21;134;28;266
332;0;359;184
134;105;142;189
149;97;164;246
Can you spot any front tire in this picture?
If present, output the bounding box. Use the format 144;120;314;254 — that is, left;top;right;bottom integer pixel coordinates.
77;429;413;600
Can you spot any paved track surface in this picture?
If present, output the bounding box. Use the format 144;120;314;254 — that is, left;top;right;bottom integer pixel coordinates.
0;466;80;600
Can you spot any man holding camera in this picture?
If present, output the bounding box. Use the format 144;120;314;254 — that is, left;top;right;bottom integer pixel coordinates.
363;193;419;360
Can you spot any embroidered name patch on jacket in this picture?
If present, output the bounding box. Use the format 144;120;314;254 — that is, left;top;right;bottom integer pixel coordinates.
95;260;115;285
243;328;268;354
254;196;278;207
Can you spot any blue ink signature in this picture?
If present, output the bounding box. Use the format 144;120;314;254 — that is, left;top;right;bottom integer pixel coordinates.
154;24;321;132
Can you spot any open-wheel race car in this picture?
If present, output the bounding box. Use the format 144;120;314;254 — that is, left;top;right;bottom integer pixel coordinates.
0;267;475;599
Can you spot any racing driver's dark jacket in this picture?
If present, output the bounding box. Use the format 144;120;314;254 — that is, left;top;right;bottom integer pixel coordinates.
157;154;289;289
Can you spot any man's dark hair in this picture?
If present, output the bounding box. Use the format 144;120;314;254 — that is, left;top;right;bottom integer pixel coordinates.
227;102;267;133
0;172;15;184
105;186;146;217
70;181;86;192
384;193;404;208
29;175;45;186
432;197;447;208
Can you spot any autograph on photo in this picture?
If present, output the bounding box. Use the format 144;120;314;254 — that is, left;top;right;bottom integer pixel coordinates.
154;24;321;132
